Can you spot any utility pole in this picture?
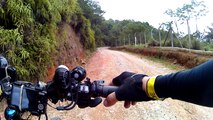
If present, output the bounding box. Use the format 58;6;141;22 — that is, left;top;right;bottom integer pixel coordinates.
134;33;137;46
151;28;154;40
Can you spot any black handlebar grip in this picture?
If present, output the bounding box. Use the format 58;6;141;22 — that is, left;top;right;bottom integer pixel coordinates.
101;86;118;98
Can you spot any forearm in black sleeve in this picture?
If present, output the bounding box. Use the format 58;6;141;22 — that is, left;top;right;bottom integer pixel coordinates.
155;59;213;107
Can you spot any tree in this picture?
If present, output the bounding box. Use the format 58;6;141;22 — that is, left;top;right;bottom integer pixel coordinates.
191;0;208;32
100;19;157;47
165;0;208;49
205;24;213;43
78;0;106;46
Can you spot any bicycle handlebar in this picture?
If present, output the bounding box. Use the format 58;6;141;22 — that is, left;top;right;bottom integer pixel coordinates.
90;81;118;98
101;86;118;97
0;65;118;120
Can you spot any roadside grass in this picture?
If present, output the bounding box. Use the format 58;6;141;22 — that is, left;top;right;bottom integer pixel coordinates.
141;54;186;70
111;46;212;69
125;50;186;71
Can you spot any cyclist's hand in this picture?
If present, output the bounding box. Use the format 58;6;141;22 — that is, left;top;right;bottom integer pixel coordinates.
104;72;152;108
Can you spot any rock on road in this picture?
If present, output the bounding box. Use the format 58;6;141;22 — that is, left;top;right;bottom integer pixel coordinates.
46;47;213;120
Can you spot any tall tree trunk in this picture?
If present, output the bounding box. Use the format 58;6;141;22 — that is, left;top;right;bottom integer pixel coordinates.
187;20;191;49
195;16;198;32
144;32;147;45
171;30;174;47
174;21;183;48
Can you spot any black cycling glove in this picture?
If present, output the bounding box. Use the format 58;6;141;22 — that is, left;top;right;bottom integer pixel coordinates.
113;72;152;101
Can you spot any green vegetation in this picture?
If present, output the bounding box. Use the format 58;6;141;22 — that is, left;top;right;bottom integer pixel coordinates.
92;0;213;51
142;55;185;70
1;0;213;81
121;49;185;70
95;18;212;50
112;46;212;68
0;0;96;81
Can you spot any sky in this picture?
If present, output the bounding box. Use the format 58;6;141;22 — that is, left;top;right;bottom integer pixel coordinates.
95;0;213;34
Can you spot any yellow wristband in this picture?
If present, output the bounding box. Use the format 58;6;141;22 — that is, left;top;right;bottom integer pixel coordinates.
147;77;160;100
0;86;2;96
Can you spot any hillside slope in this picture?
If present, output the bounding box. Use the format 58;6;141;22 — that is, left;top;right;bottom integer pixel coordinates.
47;23;85;80
0;0;95;81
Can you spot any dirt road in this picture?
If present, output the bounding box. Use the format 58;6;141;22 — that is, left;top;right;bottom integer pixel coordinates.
2;47;212;119
46;47;213;120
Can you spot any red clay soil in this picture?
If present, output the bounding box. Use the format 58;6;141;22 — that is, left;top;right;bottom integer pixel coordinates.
46;23;85;81
44;47;213;120
1;47;213;120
